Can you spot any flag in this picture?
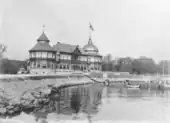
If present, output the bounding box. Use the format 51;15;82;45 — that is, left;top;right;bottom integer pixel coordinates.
89;22;94;31
42;24;45;28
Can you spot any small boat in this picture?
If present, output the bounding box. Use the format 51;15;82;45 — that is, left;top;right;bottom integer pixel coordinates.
125;80;140;89
127;84;140;89
159;81;170;90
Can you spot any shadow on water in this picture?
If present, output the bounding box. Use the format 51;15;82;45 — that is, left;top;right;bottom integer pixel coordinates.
6;82;170;122
33;83;104;122
104;86;170;101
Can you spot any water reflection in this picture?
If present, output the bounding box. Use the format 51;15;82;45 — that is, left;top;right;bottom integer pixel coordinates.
33;83;104;122
32;84;170;122
95;86;170;121
57;84;103;116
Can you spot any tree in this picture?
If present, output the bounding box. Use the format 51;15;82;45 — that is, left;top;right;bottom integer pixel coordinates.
102;62;113;71
0;59;18;74
131;57;158;74
0;59;26;74
131;60;142;74
114;59;123;72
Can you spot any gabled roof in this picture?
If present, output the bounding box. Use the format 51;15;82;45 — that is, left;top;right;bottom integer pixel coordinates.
37;32;50;42
29;42;55;52
53;42;78;53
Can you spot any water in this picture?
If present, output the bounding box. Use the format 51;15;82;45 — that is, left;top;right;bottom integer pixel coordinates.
1;85;170;123
95;88;170;122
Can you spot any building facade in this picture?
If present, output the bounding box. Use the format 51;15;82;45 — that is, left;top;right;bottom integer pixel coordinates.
28;31;102;74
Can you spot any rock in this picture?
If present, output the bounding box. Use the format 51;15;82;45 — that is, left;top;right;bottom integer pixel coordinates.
6;105;13;110
40;119;48;123
49;93;60;101
8;110;15;114
0;107;6;114
21;92;34;100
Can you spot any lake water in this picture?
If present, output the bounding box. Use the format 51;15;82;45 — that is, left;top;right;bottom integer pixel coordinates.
95;88;170;122
1;85;170;123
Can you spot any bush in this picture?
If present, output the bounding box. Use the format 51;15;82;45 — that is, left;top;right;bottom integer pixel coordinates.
0;59;26;74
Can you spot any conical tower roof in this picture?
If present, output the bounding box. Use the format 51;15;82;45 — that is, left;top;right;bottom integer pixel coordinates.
29;31;54;52
37;32;50;42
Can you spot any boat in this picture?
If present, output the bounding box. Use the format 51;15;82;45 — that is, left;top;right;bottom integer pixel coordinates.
127;84;140;89
159;80;170;90
125;80;140;89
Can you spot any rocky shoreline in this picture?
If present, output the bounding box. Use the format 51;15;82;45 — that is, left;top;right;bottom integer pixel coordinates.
0;73;169;120
0;77;97;120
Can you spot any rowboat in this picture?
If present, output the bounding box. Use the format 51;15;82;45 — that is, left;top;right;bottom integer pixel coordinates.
124;80;140;89
127;84;140;89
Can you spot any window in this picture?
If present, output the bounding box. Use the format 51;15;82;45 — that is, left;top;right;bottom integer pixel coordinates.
52;63;54;69
84;57;87;61
37;64;40;68
68;55;71;60
31;62;33;68
42;52;47;58
60;65;62;69
32;52;36;58
40;60;47;68
29;53;32;58
48;52;52;58
63;64;66;69
78;56;81;61
64;55;67;60
36;52;41;58
81;56;86;61
33;61;36;68
53;54;55;59
60;55;64;60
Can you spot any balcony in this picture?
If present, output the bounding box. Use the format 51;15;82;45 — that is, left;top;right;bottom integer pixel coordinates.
29;57;55;61
71;59;81;64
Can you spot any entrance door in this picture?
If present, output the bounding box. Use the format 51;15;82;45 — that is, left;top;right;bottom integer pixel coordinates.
73;64;80;70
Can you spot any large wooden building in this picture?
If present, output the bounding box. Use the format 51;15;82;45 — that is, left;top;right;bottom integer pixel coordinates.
28;31;102;74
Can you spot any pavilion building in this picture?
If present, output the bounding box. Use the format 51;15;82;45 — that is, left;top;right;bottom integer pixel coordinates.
28;31;102;74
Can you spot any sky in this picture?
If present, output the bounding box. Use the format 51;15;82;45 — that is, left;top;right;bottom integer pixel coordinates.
1;0;170;62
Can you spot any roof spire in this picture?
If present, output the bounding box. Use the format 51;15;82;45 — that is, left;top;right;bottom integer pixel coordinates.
88;37;93;44
37;25;50;42
42;24;45;33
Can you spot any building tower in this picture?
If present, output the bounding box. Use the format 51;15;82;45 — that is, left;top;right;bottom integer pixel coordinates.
28;26;56;74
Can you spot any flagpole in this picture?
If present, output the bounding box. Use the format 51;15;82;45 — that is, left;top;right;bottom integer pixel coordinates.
89;28;91;38
42;24;45;33
163;61;164;76
89;22;92;39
